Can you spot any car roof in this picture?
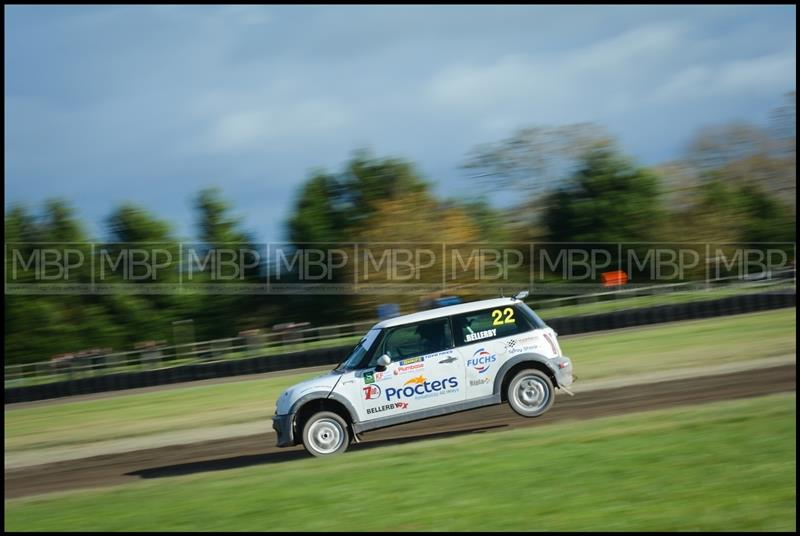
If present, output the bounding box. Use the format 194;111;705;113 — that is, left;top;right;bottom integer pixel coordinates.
372;297;523;329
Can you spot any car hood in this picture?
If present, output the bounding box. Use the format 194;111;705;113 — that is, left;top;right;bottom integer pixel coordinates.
275;370;342;415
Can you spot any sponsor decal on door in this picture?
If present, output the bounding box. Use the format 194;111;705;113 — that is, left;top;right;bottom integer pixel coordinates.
467;348;496;374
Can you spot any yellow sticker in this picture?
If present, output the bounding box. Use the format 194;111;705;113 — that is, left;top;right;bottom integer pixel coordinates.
492;308;515;325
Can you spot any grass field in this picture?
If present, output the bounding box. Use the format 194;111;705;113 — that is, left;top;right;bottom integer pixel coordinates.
5;393;796;531
5;308;795;453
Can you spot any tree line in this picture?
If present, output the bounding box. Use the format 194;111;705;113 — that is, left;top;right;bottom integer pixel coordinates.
4;92;795;365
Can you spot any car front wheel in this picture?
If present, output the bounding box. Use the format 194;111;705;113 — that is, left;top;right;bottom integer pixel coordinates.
507;369;554;417
301;411;350;457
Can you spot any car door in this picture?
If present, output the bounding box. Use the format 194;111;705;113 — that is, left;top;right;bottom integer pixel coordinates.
344;317;466;422
452;305;537;399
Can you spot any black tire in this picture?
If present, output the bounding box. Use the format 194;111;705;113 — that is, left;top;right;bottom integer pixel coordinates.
506;369;554;417
301;411;350;457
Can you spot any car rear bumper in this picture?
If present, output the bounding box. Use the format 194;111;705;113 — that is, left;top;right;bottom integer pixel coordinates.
552;356;574;388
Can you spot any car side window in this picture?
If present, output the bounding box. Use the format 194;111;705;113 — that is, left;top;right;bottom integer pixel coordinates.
373;318;453;365
452;305;533;346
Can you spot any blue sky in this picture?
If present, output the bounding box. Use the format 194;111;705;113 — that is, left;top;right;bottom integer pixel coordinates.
4;5;796;242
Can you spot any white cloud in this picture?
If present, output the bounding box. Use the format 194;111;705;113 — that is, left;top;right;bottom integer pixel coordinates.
205;98;352;153
650;52;796;103
565;22;686;72
718;52;796;93
425;19;797;125
426;22;691;126
650;65;712;102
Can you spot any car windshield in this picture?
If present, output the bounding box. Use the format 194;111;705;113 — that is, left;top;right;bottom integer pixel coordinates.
334;328;382;372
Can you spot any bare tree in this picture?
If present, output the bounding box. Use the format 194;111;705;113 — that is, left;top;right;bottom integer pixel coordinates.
684;92;796;212
687;122;776;171
462;123;614;198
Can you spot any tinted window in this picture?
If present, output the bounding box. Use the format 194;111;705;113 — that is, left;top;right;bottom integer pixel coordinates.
376;318;453;363
517;303;548;329
452;305;533;346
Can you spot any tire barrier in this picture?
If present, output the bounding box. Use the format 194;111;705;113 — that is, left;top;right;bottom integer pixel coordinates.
5;344;355;404
5;290;795;404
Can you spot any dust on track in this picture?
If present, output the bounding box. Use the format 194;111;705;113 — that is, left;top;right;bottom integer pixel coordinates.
5;364;795;500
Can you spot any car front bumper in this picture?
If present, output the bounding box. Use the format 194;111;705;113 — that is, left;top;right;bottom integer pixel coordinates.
272;414;294;447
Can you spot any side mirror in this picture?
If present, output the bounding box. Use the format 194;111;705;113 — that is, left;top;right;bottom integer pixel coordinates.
377;354;391;368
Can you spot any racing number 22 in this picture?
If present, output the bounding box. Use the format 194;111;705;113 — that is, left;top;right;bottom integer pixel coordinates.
491;308;515;326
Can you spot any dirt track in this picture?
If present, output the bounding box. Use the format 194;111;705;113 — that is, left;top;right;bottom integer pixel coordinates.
5;364;795;499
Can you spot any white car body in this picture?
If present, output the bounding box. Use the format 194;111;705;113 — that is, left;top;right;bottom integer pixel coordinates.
273;296;574;455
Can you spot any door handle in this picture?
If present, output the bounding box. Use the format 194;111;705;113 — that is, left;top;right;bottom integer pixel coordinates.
439;356;457;364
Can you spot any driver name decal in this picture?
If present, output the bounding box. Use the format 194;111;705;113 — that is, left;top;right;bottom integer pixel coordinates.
465;328;496;342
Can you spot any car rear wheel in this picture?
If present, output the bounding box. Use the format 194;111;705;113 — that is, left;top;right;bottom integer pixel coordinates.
302;411;350;457
507;369;554;417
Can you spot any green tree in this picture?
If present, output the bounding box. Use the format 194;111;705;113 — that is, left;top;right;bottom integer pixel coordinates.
195;188;253;245
738;183;795;243
452;198;510;243
192;188;266;339
107;203;173;243
284;151;462;323
287;173;345;244
681;177;795;243
287;150;430;245
5;200;123;364
102;204;183;348
542;147;665;242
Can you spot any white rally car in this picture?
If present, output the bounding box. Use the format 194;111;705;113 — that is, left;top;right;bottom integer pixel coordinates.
272;292;575;456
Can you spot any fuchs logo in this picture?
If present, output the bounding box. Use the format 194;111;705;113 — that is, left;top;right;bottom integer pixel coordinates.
385;376;459;401
362;384;381;400
467;348;496;374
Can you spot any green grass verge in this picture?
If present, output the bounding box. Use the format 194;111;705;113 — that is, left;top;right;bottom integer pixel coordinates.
533;283;795;319
4;371;322;452
561;307;796;378
5;393;796;532
5;308;795;453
